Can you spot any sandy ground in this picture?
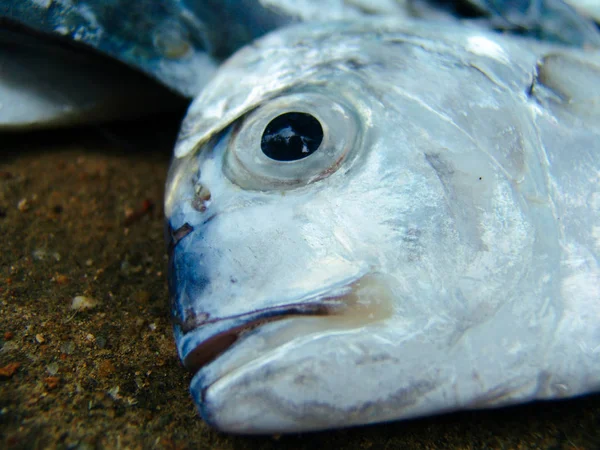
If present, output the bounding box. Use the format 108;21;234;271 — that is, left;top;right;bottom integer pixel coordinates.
1;116;599;450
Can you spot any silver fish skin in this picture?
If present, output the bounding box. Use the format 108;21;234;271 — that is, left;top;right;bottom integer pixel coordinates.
166;18;600;434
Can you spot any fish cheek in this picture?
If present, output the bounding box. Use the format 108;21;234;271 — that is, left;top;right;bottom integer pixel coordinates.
424;151;493;252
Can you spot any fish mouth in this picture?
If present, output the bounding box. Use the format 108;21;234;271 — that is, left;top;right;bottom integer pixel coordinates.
180;273;395;375
182;301;333;374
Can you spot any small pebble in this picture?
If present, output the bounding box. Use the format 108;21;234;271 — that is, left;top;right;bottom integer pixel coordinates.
134;290;151;303
60;341;75;354
46;362;59;376
17;198;29;212
35;334;45;344
0;362;20;378
55;274;69;285
107;386;121;400
44;376;60;390
98;360;115;378
32;249;61;261
96;336;107;349
71;296;97;311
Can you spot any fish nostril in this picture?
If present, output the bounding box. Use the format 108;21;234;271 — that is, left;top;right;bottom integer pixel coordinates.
192;182;212;212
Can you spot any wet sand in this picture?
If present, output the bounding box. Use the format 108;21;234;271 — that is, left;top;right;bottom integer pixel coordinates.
1;117;599;449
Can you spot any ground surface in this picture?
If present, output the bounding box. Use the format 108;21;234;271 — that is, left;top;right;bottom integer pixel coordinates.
1;117;599;450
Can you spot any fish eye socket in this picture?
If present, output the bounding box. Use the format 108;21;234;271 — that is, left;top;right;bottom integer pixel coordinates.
223;91;360;191
261;112;324;161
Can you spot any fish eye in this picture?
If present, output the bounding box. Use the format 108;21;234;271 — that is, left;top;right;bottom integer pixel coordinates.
261;112;324;161
223;91;361;190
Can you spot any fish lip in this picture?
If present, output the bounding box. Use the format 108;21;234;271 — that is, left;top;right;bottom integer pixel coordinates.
179;269;393;378
181;301;337;374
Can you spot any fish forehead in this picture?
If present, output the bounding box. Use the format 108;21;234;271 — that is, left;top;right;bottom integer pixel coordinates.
174;18;543;158
167;19;600;433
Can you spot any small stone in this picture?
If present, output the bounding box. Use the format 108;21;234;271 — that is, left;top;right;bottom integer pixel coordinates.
32;249;47;260
97;360;115;378
35;334;45;344
77;442;96;450
96;336;107;349
32;249;61;261
71;296;97;311
60;341;75;355
55;274;69;285
44;376;60;390
1;341;18;353
107;386;121;400
17;198;29;212
85;259;93;267
0;362;20;378
120;260;130;274
133;290;151;303
46;362;59;376
148;323;157;331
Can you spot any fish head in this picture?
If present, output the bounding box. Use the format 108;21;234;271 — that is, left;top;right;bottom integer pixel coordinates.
165;20;548;433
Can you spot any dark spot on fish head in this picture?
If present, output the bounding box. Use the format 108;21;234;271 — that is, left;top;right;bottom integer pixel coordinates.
345;58;368;70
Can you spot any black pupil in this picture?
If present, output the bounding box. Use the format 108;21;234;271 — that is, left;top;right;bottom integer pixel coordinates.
260;112;324;161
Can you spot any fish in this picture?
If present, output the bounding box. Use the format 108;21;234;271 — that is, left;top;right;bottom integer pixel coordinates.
2;0;599;129
164;17;600;433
